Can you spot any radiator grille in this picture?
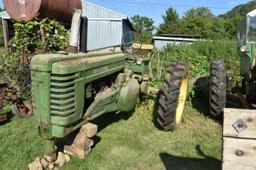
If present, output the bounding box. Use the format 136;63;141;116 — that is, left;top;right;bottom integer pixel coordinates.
50;73;78;116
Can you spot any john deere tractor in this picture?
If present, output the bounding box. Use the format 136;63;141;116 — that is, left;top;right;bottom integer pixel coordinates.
209;9;256;116
3;0;189;161
238;9;256;107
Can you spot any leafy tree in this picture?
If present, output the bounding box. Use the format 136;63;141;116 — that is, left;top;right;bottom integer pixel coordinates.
156;1;256;39
224;16;241;38
220;1;256;19
157;7;180;35
209;18;229;39
184;7;214;18
157;7;217;38
182;7;214;37
131;15;155;43
162;7;179;24
220;1;256;38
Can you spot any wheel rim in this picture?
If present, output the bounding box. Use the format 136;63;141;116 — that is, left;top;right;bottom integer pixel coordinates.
176;73;188;124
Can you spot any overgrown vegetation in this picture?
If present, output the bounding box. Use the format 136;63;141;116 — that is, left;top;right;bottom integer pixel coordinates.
1;19;68;97
152;40;240;81
150;40;240;108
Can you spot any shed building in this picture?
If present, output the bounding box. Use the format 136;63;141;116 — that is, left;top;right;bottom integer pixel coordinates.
0;0;134;52
153;35;201;50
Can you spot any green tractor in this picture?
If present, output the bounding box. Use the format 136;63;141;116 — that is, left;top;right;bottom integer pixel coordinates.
31;29;188;162
209;9;256;116
0;1;190;162
238;9;256;108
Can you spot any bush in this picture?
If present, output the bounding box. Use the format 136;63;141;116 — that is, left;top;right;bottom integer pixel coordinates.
152;40;240;86
1;18;68;98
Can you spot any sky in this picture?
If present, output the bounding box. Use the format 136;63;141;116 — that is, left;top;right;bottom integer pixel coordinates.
0;0;252;25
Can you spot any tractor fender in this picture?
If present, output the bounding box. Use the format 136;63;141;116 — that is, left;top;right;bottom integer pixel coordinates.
117;78;139;112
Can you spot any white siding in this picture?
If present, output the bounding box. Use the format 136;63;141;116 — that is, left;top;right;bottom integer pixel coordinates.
153;36;199;50
154;40;193;49
87;19;123;51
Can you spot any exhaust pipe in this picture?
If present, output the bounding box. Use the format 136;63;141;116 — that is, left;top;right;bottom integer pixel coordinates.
68;9;82;53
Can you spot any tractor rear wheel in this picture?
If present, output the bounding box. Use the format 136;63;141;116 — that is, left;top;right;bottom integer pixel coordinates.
209;60;226;117
156;61;189;131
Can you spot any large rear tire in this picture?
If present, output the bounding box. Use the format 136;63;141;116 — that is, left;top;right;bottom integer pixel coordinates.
209;60;226;117
156;61;189;131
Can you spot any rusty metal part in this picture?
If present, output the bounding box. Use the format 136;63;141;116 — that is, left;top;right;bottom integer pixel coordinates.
3;0;82;24
0;114;7;122
20;55;30;65
68;46;79;53
3;88;18;102
0;83;10;122
234;91;250;109
0;81;32;121
140;81;159;97
12;100;33;118
0;83;8;108
148;87;159;95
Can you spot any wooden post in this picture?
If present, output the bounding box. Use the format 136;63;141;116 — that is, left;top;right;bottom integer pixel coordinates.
2;18;9;54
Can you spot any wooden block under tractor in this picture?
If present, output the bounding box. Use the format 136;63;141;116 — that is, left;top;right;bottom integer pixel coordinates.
80;123;98;138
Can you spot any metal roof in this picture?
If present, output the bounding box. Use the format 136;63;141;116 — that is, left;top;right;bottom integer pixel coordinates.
153;36;199;42
0;11;10;19
248;9;256;17
82;1;127;19
156;34;202;39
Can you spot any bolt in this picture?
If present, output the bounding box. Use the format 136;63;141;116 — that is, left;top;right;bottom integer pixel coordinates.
237;123;244;128
235;150;244;156
247;117;253;122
